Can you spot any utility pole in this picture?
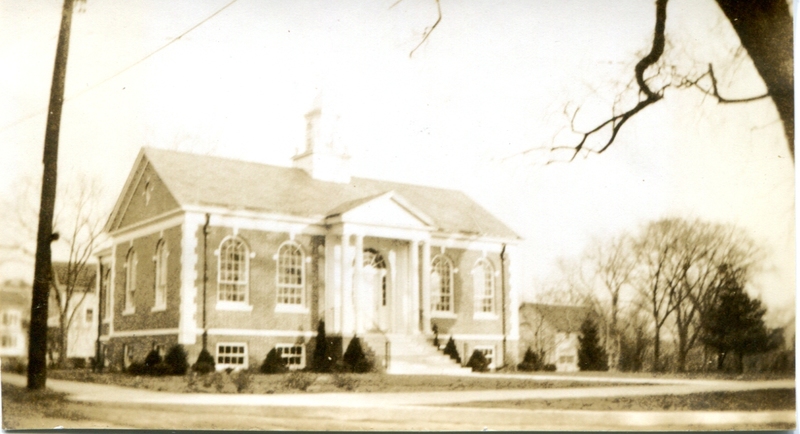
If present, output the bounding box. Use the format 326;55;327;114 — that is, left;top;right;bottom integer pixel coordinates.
28;0;77;390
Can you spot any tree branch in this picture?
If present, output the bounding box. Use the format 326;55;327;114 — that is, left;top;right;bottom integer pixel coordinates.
679;63;770;104
409;0;441;58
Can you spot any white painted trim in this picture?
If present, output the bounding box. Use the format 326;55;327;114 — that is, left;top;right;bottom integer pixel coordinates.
431;311;457;319
215;302;254;312
150;306;167;313
109;210;184;243
473;312;499;321
430;237;516;252
202;328;317;338
178;212;202;345
183;204;326;229
110;328;180;338
121;308;135;316
451;333;505;341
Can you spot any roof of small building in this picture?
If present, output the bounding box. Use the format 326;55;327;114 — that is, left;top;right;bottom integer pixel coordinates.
52;262;96;291
140;147;520;240
520;303;592;333
0;281;31;311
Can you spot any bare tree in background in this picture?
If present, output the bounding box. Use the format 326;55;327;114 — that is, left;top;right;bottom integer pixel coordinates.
585;234;636;371
2;176;106;368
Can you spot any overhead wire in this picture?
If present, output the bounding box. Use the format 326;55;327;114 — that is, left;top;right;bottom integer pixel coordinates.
0;0;239;134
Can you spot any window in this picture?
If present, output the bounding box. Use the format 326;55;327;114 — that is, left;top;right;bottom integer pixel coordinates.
218;237;249;303
475;346;495;370
2;312;19;327
276;344;305;369
123;344;133;368
84;308;93;325
216;343;247;370
1;335;16;348
276;242;304;305
431;255;454;313
153;240;168;309
473;259;495;314
124;248;137;313
559;355;575;364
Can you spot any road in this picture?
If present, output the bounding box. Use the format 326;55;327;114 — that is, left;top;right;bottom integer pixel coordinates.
2;373;795;430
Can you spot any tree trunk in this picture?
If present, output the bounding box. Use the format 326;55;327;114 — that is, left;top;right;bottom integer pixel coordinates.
652;326;661;372
58;313;68;368
715;0;794;158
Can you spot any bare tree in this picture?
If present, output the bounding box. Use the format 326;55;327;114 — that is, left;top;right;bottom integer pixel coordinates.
48;178;105;367
585;234;636;370
3;175;106;368
404;0;793;161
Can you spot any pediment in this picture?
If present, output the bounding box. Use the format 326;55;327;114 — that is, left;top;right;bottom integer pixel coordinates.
327;191;434;230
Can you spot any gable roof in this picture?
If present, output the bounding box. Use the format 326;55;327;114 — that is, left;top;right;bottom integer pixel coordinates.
112;147;520;240
520;303;591;333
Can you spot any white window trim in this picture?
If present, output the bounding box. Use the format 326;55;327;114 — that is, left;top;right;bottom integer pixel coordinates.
84;308;94;325
215;342;248;371
430;255;455;315
102;267;112;323
275;241;306;308
472;258;495;316
275;343;306;370
152;240;168;311
123;249;137;314
216;236;250;305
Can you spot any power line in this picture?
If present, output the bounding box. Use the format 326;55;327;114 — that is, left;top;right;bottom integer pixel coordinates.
0;0;239;134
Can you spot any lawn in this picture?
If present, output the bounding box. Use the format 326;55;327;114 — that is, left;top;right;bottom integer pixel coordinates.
1;382;93;429
46;369;634;394
446;388;796;411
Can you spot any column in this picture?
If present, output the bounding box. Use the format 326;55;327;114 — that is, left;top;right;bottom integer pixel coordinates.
409;239;420;334
353;234;364;335
340;233;351;334
421;239;431;335
324;234;338;333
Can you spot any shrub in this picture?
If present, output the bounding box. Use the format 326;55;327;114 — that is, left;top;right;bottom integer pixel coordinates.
517;347;541;372
343;336;372;373
127;361;147;376
144;349;162;371
193;348;216;374
467;350;489;372
68;358;86;369
543;363;556;372
578;317;608;371
312;321;331;373
284;371;315;391
2;358;27;374
152;362;171;377
260;348;288;374
443;336;461;363
164;345;189;375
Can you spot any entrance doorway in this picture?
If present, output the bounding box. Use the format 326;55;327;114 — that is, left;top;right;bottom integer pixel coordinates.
361;248;389;332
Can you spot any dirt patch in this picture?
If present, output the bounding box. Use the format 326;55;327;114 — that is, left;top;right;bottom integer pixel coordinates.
446;388;796;411
47;369;636;394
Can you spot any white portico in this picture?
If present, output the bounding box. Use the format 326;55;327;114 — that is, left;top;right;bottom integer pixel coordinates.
323;191;435;336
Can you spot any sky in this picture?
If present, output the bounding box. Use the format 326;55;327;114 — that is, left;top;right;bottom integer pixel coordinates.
0;0;794;324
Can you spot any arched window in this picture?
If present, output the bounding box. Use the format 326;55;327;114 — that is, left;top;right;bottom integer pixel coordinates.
153;240;168;309
124;248;137;312
218;237;249;303
473;258;495;314
276;242;304;305
431;255;454;313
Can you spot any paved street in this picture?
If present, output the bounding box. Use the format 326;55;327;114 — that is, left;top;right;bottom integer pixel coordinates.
2;373;795;430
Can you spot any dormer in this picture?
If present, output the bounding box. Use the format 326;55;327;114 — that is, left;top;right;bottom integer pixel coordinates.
292;95;351;183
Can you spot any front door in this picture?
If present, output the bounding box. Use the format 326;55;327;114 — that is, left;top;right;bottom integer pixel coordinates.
362;249;389;332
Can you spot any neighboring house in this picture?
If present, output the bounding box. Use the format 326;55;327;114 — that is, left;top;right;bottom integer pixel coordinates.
98;104;522;372
48;261;98;361
0;280;31;361
519;303;592;372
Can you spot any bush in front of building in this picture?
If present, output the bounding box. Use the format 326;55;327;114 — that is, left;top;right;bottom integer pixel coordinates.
312;320;343;373
164;344;189;375
443;336;461;364
193;348;216;374
343;336;372;373
517;347;542;371
260;348;289;374
144;349;162;369
467;350;490;372
578;317;608;372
